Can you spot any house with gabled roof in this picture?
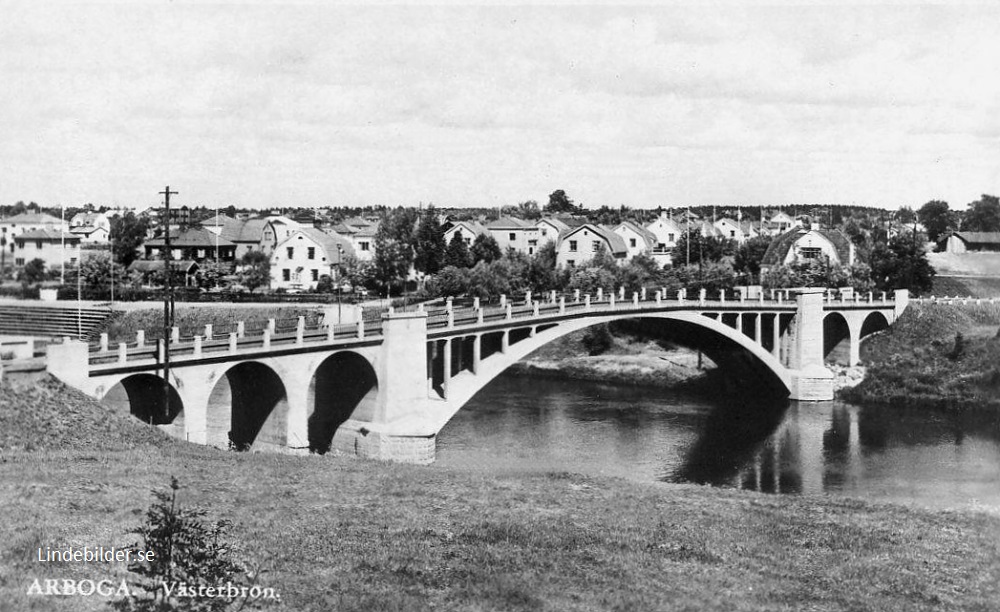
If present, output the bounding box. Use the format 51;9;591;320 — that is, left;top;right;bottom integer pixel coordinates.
759;226;855;275
486;217;539;255
555;224;628;268
269;227;355;291
12;229;81;269
942;232;1000;253
144;227;237;263
443;220;487;248
612;220;657;260
713;217;745;243
645;213;685;252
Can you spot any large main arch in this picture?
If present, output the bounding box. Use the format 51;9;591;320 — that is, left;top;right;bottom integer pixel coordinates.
205;361;289;451
417;310;796;438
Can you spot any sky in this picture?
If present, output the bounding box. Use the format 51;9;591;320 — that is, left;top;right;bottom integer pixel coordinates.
2;2;998;211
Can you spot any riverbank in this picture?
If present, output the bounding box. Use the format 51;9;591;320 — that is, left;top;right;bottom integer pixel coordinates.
840;301;1000;411
508;325;715;390
1;374;999;611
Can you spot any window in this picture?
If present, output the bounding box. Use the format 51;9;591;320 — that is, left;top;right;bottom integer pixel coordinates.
541;229;547;236
799;247;822;260
307;247;315;260
509;232;516;241
567;260;575;268
35;241;43;249
197;249;205;258
282;269;290;281
668;233;675;241
311;269;318;281
286;247;294;259
360;241;370;251
569;240;577;252
730;231;735;237
15;258;24;266
592;241;600;252
629;238;636;248
529;248;534;255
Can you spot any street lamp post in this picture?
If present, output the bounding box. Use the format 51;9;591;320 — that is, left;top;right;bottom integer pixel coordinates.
336;243;343;324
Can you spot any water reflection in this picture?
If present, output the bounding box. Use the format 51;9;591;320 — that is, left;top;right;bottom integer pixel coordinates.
437;374;1000;510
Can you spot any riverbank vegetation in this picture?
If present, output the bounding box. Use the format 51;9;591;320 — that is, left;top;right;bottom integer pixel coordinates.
842;301;1000;410
1;373;999;611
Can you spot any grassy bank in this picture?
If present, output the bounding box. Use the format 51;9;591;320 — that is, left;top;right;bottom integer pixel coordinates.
841;301;1000;411
2;374;1000;611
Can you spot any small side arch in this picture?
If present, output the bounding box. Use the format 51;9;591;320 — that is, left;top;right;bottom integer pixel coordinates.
206;361;289;451
102;374;184;437
823;311;852;365
307;351;379;454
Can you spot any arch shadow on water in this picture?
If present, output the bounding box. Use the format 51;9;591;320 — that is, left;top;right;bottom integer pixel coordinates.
667;395;790;488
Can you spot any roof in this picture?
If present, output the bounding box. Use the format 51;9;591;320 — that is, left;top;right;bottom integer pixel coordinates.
216;217;269;243
1;212;63;225
614;220;657;247
445;220;487;236
560;224;628;256
277;227;356;263
69;226;106;235
760;227;853;267
70;212;106;225
14;229;80;242
146;227;236;248
486;217;535;230
951;232;1000;245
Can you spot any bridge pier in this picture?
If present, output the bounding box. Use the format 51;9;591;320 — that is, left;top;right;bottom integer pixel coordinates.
788;288;834;401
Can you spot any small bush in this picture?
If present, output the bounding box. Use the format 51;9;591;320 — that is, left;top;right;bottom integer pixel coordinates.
581;324;613;356
947;332;966;360
114;477;252;612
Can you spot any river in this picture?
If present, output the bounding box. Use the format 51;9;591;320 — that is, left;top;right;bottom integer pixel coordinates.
436;374;1000;511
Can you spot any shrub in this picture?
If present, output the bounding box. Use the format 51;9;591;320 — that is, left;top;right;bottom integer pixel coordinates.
114;477;252;612
581;324;614;356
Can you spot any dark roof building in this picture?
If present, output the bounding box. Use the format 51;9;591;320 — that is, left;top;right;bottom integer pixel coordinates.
760;227;855;273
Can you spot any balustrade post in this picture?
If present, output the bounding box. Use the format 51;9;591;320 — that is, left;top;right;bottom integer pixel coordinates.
881;292;887;303
296;316;305;345
327;323;335;342
618;286;625;300
778;293;784;304
640;287;647;301
118;342;127;364
632;292;639;306
574;289;580;303
500;294;506;307
171;327;180;343
656;291;662;306
357;319;365;339
677;288;684;303
237;321;245;338
136;329;145;348
505;303;512;320
446;297;453;312
157;339;164;362
609;294;616;308
477;309;484;324
193;335;202;358
585;295;591;311
597;287;604;302
525;290;532;304
100;333;108;352
447;311;454;329
204;324;213;340
268;318;276;333
532;302;540;317
229;332;238;353
559;297;565;313
699;288;706;306
262;329;271;350
550;290;557;303
472;297;480;310
868;291;873;304
720;289;726;304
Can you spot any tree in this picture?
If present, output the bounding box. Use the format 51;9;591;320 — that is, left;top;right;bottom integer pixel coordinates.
895;206;916;225
671;231;729;267
470;233;502;264
413;206;446;276
732;236;773;279
373;208;418;293
18;258;46;284
110;212;150;267
517;200;541;220
444;232;473;268
869;232;935;295
544;189;578;215
237;250;270;293
917;200;955;244
963;194;1000;233
77;252;125;292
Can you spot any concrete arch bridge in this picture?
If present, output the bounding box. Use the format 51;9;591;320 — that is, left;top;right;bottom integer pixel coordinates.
48;287;908;464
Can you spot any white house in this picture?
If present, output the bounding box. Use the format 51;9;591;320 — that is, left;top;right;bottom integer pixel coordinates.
486;217;539;255
759;227;855;275
332;219;379;262
269;227;355;291
443;221;487;248
713;218;744;243
612;221;657;260
260;216;304;256
0;213;67;247
645;214;684;251
768;211;800;235
12;230;82;271
555;224;628;268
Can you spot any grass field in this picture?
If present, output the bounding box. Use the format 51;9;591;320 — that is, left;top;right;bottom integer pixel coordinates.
2;374;1000;611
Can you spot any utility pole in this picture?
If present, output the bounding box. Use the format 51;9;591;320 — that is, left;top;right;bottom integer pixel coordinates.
160;186;178;422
